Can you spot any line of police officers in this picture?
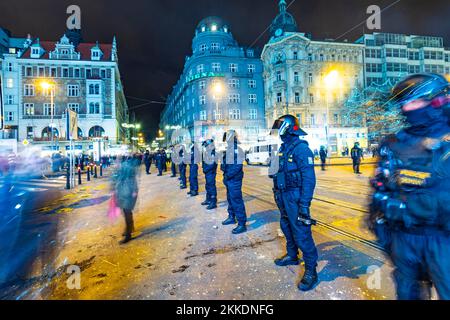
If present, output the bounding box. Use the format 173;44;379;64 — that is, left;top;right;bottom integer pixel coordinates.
154;73;450;298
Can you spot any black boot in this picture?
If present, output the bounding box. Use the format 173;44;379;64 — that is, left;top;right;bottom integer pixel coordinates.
190;191;199;197
274;254;300;267
206;202;217;210
222;216;236;225
180;185;187;189
232;225;247;234
298;266;319;292
201;199;210;206
187;191;192;195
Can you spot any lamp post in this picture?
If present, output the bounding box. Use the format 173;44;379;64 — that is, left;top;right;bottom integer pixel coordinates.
323;70;340;156
212;81;224;136
40;80;56;150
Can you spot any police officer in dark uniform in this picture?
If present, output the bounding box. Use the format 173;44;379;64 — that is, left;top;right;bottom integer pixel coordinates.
201;139;218;210
271;115;319;292
187;142;199;197
155;149;164;176
178;145;187;189
351;142;364;174
221;130;247;234
369;73;450;300
169;145;177;178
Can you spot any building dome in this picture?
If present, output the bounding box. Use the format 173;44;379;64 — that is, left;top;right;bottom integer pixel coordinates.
270;0;298;37
195;16;231;35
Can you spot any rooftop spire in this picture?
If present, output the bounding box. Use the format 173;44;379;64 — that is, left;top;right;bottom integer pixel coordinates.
279;0;287;13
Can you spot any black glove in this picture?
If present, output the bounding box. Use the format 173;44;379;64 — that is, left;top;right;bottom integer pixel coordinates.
298;206;316;226
299;206;310;217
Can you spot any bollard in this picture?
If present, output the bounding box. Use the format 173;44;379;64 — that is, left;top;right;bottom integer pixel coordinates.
78;167;82;185
90;164;94;175
66;165;70;190
87;166;91;181
100;164;103;177
94;165;98;178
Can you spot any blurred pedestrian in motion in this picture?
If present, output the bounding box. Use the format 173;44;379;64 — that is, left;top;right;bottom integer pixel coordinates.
201;139;218;209
112;155;139;244
319;145;328;171
221;130;247;234
351;142;363;174
144;150;152;175
369;73;450;300
178;145;187;189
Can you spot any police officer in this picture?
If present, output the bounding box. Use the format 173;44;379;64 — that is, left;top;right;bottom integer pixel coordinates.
350;142;364;174
169;145;177;178
144;150;152;175
271;115;319;292
369;73;450;300
187;142;199;197
319;145;327;171
221;130;247;234
178;145;187;189
201;139;218;210
155;149;164;176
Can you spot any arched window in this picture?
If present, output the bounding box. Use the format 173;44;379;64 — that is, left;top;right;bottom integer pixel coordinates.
41;127;59;140
89;126;105;138
77;127;83;138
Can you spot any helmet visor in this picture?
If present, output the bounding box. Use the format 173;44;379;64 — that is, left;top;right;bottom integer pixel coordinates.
272;119;289;136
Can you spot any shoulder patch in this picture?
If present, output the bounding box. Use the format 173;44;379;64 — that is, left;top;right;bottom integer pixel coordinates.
308;157;314;165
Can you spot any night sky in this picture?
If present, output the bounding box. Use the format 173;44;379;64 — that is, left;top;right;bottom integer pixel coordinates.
0;0;449;140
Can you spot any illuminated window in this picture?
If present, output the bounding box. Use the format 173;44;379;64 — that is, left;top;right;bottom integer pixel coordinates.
211;24;217;32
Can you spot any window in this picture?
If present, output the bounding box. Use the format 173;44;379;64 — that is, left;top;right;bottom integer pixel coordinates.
229;94;240;103
44;103;55;116
276;92;282;103
199;95;206;105
409;65;421;74
74;68;81;78
229;109;240;120
308;73;313;84
24;84;35;96
319;54;324;61
229;63;238;73
6;62;13;72
333;114;339;124
249;109;257;120
199;44;207;52
89;102;101;114
88;83;101;95
294;72;300;83
248;94;257;104
197;64;204;73
309;93;314;104
67;85;80;97
6;112;14;121
100;69;106;78
276;70;283;81
31;48;40;56
295;92;301;104
366;63;382;73
199;80;206;90
24;103;34;115
308;53;313;61
293;51;298;60
68;103;80;113
27;126;34;139
62;68;69;78
38;67;45;77
6;78;13;88
248;80;257;88
247;49;254;57
25;66;33;77
213;109;222;120
310;114;316;126
50;67;57;77
211;43;220;51
200;110;207;121
212;63;221;72
228;79;240;89
248;64;256;73
86;68;92;78
297;113;302;125
42;86;55;97
6;95;14;104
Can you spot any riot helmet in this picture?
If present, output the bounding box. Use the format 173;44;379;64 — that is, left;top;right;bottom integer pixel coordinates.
272;114;307;136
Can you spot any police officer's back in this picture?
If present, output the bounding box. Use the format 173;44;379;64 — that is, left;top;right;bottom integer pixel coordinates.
201;139;218;209
369;73;450;300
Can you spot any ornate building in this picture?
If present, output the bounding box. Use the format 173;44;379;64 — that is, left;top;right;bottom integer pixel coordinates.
0;28;129;154
262;0;368;154
160;16;265;148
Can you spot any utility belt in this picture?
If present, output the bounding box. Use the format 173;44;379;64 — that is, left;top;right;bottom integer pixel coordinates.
272;171;302;191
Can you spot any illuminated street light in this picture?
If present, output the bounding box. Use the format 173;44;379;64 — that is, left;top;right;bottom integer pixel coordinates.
324;70;340;90
40;80;56;150
323;70;341;157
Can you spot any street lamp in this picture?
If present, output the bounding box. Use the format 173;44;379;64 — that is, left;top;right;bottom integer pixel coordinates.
323;70;340;156
40;80;56;150
211;81;224;123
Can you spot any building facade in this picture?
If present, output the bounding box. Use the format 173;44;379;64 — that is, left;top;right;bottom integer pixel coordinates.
0;28;129;155
262;0;367;154
160;17;265;148
357;32;450;88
